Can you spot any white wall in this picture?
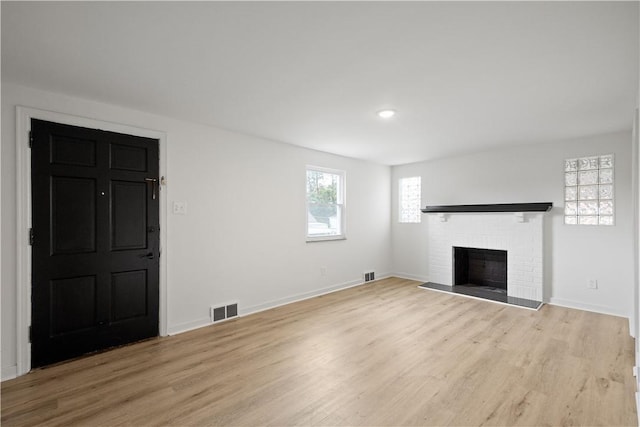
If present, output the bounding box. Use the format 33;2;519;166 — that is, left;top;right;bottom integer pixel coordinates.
391;132;634;319
634;105;639;396
633;108;639;335
634;22;640;393
1;82;392;378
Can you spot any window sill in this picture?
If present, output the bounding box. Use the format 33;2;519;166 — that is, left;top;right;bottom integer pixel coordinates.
306;236;346;243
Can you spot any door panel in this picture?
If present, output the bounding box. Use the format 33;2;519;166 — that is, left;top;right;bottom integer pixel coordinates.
110;143;148;172
51;135;97;167
51;177;97;254
111;270;148;322
111;180;147;250
50;275;97;336
31;119;159;368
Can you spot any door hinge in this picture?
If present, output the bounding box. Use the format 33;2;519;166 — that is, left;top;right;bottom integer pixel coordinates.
29;228;34;246
28;326;32;343
29;131;33;148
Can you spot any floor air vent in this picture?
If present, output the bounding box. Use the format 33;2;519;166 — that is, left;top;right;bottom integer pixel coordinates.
210;303;239;323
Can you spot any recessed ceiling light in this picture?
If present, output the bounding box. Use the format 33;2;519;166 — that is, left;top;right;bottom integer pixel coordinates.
377;109;396;119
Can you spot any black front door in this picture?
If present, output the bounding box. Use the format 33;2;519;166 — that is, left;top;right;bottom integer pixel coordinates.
30;119;160;368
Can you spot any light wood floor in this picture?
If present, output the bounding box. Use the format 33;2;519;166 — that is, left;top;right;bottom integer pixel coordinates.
2;277;637;426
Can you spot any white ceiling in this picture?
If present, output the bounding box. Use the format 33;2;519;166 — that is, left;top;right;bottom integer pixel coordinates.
2;1;638;165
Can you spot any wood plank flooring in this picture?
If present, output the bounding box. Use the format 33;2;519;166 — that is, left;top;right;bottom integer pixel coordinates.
2;277;637;426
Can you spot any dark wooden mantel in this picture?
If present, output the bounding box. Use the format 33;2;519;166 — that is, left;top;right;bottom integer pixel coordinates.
421;202;553;213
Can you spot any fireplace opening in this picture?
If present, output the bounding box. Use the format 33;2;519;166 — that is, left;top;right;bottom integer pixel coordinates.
453;247;507;294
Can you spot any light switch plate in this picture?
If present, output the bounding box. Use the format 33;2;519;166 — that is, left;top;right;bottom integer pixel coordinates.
172;201;187;215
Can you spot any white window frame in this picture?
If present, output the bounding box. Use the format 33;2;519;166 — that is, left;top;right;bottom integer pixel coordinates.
306;166;346;242
398;176;422;223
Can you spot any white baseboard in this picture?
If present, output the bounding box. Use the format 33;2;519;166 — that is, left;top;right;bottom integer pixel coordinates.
391;272;429;283
166;273;392;337
167;317;211;336
241;273;391;317
2;365;18;381
547;297;629;319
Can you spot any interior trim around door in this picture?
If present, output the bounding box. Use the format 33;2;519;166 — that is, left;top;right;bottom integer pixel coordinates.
14;106;168;378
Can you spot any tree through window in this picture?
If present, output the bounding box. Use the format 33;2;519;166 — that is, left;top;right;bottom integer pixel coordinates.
306;166;345;241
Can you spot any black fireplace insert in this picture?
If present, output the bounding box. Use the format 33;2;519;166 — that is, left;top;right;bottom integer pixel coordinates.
453;247;507;292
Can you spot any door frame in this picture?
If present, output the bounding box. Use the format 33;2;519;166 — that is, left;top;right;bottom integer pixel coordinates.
15;106;168;376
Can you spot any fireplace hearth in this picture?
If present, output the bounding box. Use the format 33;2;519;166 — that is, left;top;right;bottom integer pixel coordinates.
419;243;540;309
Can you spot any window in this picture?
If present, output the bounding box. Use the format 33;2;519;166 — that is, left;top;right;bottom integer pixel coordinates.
564;154;614;225
399;176;421;223
306;166;345;241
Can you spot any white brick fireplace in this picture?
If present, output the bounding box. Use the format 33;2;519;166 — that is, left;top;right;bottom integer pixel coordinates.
426;212;544;301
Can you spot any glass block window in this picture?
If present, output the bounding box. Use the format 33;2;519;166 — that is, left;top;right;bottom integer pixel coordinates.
564;154;614;225
399;176;421;223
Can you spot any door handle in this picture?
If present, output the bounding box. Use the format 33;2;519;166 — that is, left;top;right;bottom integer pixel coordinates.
139;252;154;259
145;178;158;200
